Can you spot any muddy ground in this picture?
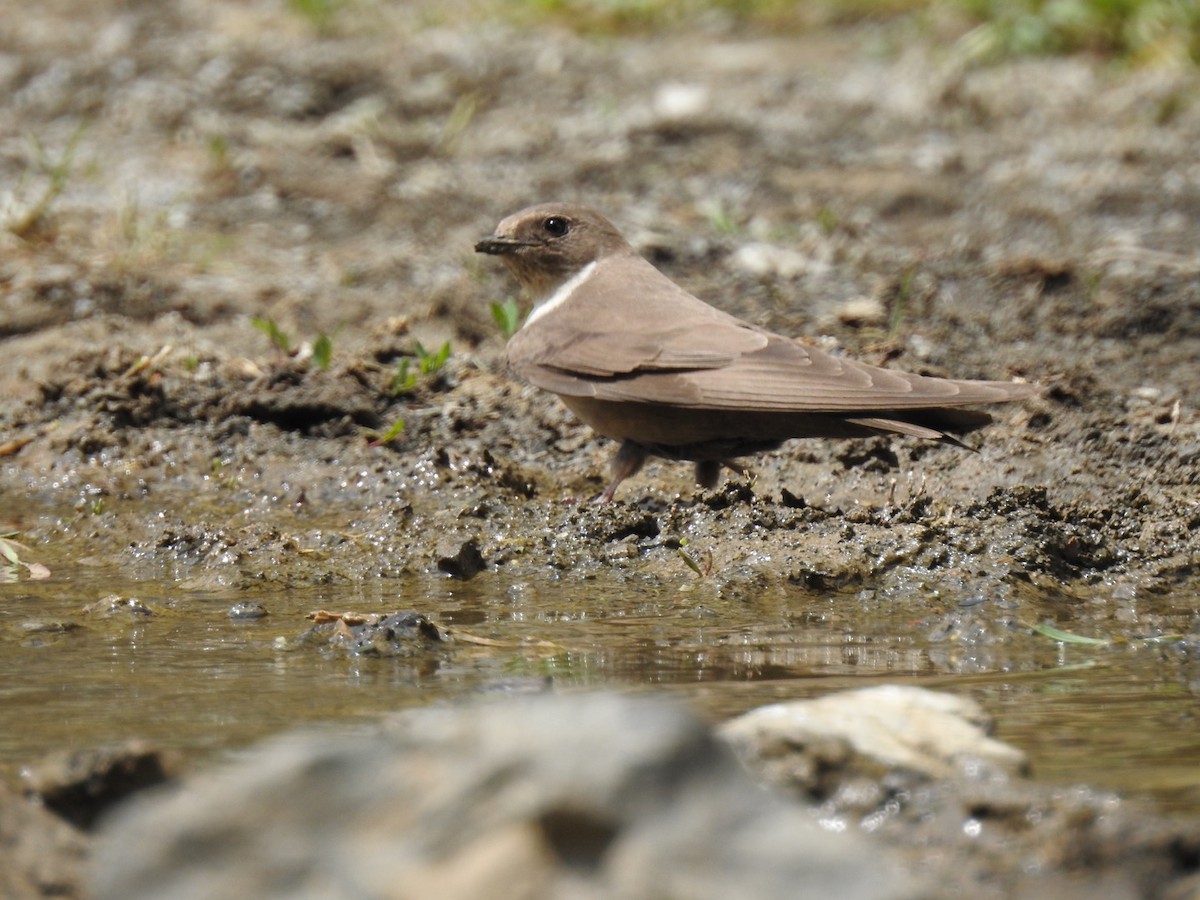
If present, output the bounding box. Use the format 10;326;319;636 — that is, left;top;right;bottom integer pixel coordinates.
0;0;1198;896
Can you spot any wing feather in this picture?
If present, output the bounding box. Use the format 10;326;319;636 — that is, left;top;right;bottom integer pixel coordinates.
508;251;1035;413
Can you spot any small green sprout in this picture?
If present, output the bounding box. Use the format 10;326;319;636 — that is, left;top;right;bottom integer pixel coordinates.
210;458;239;489
889;263;918;337
1029;622;1186;646
5;122;89;237
815;205;839;236
367;418;407;447
287;0;340;32
439;92;479;151
417;340;451;374
491;298;523;339
312;333;334;371
677;538;713;579
390;358;418;395
207;134;229;167
251;316;293;355
389;340;452;396
704;199;737;236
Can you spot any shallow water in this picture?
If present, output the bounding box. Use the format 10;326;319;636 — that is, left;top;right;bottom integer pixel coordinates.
3;552;1197;815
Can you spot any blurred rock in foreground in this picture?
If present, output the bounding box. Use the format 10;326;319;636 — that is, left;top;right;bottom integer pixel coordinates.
90;692;910;900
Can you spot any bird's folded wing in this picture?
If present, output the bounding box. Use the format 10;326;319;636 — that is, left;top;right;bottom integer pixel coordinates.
513;325;1034;413
507;252;1035;412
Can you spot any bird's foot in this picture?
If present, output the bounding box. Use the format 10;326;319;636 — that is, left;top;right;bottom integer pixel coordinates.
597;441;648;503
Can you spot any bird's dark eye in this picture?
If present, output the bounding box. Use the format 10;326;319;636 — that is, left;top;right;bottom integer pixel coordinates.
542;216;570;237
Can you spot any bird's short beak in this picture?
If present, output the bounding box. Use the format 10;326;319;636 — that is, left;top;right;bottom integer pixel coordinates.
474;235;527;255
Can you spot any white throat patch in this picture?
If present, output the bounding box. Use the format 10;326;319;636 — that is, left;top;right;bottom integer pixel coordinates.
523;260;598;328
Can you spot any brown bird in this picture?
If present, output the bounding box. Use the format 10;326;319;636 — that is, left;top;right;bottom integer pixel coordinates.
476;203;1037;503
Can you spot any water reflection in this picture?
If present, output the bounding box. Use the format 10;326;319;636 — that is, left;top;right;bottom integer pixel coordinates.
1;563;1196;814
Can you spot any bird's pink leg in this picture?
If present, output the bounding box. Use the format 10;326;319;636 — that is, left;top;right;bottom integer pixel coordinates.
598;441;647;503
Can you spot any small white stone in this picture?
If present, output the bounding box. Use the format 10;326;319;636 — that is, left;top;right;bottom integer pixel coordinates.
654;82;709;120
908;333;935;359
732;242;810;279
835;296;886;326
